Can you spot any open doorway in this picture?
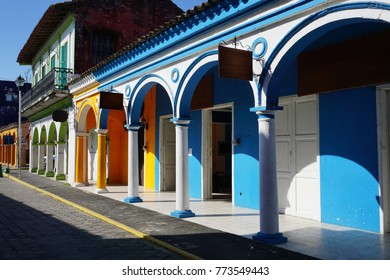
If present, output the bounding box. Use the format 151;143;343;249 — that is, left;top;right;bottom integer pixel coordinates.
204;106;233;200
160;116;176;191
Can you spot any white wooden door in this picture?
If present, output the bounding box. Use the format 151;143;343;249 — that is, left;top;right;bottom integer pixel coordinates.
387;90;390;233
276;95;320;220
161;118;175;191
378;88;390;233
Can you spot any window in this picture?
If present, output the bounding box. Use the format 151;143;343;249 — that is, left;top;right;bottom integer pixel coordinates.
59;43;69;87
34;73;39;85
4;88;17;102
51;55;56;70
42;65;46;77
92;30;115;66
60;43;68;68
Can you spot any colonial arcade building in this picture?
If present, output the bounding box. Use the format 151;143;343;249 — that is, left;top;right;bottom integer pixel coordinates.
17;0;183;181
69;0;390;243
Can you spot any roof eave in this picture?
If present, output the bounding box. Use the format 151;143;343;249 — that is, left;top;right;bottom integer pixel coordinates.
17;2;74;65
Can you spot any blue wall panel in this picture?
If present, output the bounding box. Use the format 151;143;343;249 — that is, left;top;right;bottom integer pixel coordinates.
188;110;202;199
232;86;259;210
319;87;380;232
213;73;259;209
233;153;259;209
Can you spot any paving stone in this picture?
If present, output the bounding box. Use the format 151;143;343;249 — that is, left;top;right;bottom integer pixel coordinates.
0;178;183;260
1;171;314;260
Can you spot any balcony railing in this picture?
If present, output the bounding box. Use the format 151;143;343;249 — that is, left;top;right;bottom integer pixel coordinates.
21;67;73;111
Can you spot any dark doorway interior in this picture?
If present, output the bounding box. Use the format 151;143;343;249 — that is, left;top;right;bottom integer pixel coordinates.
212;110;232;200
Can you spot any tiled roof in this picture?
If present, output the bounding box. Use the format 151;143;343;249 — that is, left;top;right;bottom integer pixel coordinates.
17;1;74;65
70;0;223;84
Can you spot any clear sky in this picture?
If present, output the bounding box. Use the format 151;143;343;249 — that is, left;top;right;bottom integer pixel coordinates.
0;0;205;82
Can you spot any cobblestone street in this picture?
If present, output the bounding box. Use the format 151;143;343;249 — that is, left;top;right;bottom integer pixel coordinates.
0;178;182;260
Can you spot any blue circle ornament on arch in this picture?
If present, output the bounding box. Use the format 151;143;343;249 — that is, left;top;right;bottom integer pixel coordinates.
125;85;131;97
171;68;180;83
252;37;268;59
125;84;131;97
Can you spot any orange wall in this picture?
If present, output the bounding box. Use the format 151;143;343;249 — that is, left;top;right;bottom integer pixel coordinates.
75;135;84;183
86;109;96;131
107;110;128;185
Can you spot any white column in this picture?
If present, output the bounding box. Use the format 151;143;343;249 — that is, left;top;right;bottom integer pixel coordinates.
252;108;287;244
171;119;195;218
45;143;55;177
37;143;45;174
30;144;38;173
124;125;143;203
55;142;66;180
67;106;76;186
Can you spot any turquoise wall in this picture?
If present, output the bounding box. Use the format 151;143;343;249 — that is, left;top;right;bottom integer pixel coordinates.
319;87;380;232
188;110;202;198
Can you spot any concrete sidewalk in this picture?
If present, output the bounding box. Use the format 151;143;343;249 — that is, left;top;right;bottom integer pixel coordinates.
79;184;390;260
1;170;314;260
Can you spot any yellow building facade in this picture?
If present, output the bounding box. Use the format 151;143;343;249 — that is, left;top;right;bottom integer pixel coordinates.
0;122;29;169
69;77;159;197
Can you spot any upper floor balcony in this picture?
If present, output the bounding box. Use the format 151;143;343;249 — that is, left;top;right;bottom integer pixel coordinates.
21;67;73;118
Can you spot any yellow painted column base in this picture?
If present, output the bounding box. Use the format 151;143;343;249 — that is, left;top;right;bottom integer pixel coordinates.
75;135;84;184
96;129;108;192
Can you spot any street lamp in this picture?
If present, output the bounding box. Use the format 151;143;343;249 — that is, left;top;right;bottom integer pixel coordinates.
15;75;25;178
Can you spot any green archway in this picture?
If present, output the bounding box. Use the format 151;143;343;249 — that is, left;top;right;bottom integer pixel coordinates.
40;126;47;144
48;122;57;144
58;122;68;143
33;128;39;145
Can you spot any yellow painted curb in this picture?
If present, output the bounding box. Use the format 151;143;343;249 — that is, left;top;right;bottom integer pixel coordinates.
6;174;202;260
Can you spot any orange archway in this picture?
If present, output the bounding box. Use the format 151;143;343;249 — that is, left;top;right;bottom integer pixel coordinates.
75;103;97;185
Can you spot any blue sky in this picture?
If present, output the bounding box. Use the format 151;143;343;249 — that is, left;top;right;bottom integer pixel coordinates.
0;0;205;82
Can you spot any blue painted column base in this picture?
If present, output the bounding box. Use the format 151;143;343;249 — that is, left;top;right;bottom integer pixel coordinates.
124;196;143;203
252;232;288;245
170;210;195;218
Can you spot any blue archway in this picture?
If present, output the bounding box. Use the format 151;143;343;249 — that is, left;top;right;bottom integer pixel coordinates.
261;3;390;105
128;74;173;124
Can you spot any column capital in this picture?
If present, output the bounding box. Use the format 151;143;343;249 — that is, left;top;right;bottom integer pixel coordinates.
95;129;108;134
124;123;142;131
76;132;88;137
250;106;283;119
170;118;191;126
250;105;283;114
